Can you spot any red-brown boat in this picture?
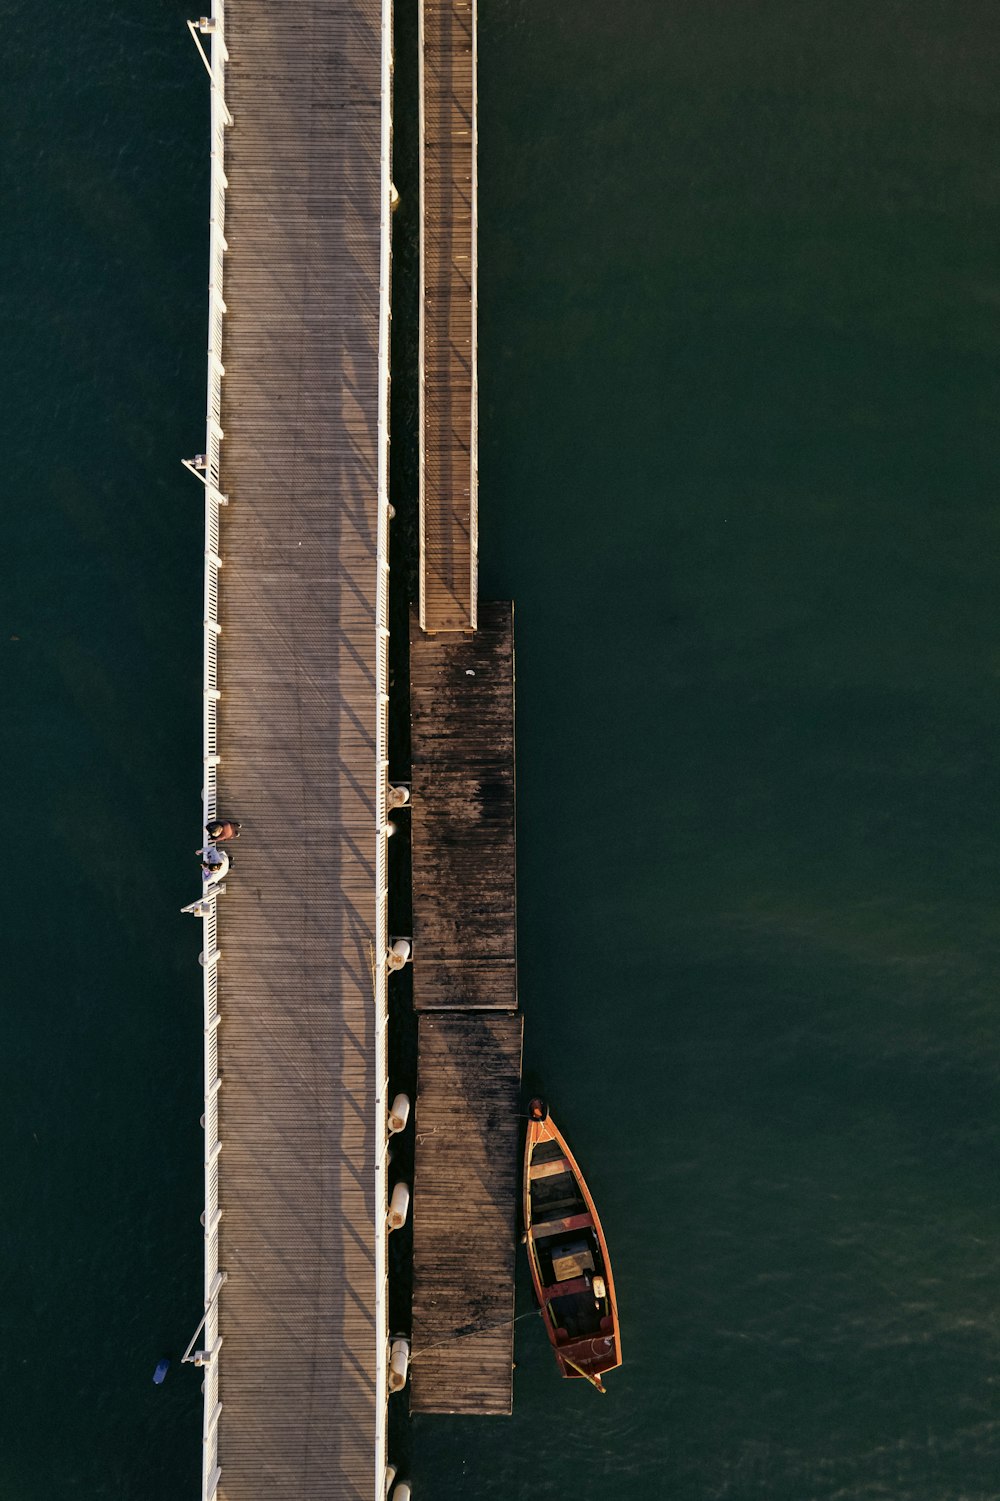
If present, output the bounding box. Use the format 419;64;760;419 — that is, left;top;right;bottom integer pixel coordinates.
523;1099;622;1392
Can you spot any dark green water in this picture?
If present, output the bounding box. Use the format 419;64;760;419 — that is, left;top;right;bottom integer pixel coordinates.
4;3;1000;1497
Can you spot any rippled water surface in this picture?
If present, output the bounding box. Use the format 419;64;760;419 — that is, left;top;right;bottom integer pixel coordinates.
3;3;999;1498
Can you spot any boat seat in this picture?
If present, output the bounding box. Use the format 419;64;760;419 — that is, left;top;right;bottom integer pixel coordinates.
531;1211;592;1240
543;1274;593;1302
529;1156;572;1181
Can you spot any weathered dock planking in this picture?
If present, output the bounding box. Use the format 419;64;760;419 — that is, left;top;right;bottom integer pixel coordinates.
409;602;517;1010
408;601;522;1415
419;0;478;632
207;3;391;1498
409;1012;524;1414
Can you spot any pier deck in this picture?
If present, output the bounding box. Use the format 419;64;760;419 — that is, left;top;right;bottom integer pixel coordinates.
409;602;516;1010
205;4;391;1498
419;0;478;632
408;601;521;1414
410;1012;524;1414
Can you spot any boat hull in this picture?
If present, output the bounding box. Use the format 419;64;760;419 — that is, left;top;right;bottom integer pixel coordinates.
523;1101;621;1389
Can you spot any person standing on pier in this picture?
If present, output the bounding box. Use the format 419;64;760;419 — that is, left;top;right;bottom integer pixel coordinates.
199;847;230;885
205;817;241;841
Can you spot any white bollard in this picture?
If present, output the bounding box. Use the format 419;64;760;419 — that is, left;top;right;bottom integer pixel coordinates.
387;1182;411;1231
391;1485;412;1501
387;784;410;809
388;1093;411;1134
384;1463;397;1494
386;939;411;972
388;1338;410;1392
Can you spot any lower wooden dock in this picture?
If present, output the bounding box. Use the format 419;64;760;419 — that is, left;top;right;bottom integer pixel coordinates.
409;1013;524;1414
408;601;522;1415
409;602;517;1010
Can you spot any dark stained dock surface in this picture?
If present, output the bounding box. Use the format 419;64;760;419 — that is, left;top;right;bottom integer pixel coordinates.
409;1013;524;1414
209;4;390;1497
409;602;516;1010
419;0;478;632
408;598;521;1415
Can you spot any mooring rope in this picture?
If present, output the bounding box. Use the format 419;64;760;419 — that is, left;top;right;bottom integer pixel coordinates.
407;1308;542;1363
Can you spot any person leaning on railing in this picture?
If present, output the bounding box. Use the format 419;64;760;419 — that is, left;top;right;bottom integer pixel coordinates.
199;848;230;886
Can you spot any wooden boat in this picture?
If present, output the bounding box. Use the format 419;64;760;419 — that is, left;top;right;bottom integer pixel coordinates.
523;1099;621;1391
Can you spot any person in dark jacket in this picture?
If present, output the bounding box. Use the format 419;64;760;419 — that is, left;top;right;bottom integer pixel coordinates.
205;818;241;841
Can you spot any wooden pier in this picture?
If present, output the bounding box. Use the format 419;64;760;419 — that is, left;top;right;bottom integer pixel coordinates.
196;0;514;1468
408;604;521;1414
203;4;392;1498
409;602;517;1010
409;1014;523;1414
409;0;521;1418
419;0;478;632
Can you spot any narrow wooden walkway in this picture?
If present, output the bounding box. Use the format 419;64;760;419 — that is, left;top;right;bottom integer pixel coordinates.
210;5;390;1498
410;1013;524;1413
409;602;516;1009
419;0;478;632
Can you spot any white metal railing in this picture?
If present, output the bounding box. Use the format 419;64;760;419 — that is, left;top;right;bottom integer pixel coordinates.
193;7;229;1501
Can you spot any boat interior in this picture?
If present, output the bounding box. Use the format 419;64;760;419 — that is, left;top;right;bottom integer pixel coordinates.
528;1140;587;1224
529;1141;613;1345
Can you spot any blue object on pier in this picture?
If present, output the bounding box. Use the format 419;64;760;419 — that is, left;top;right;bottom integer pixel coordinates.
153;1357;170;1385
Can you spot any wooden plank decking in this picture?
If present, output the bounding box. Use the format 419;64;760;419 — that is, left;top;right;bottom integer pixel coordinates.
410;1013;524;1414
410;602;516;1010
211;5;389;1498
419;0;478;632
